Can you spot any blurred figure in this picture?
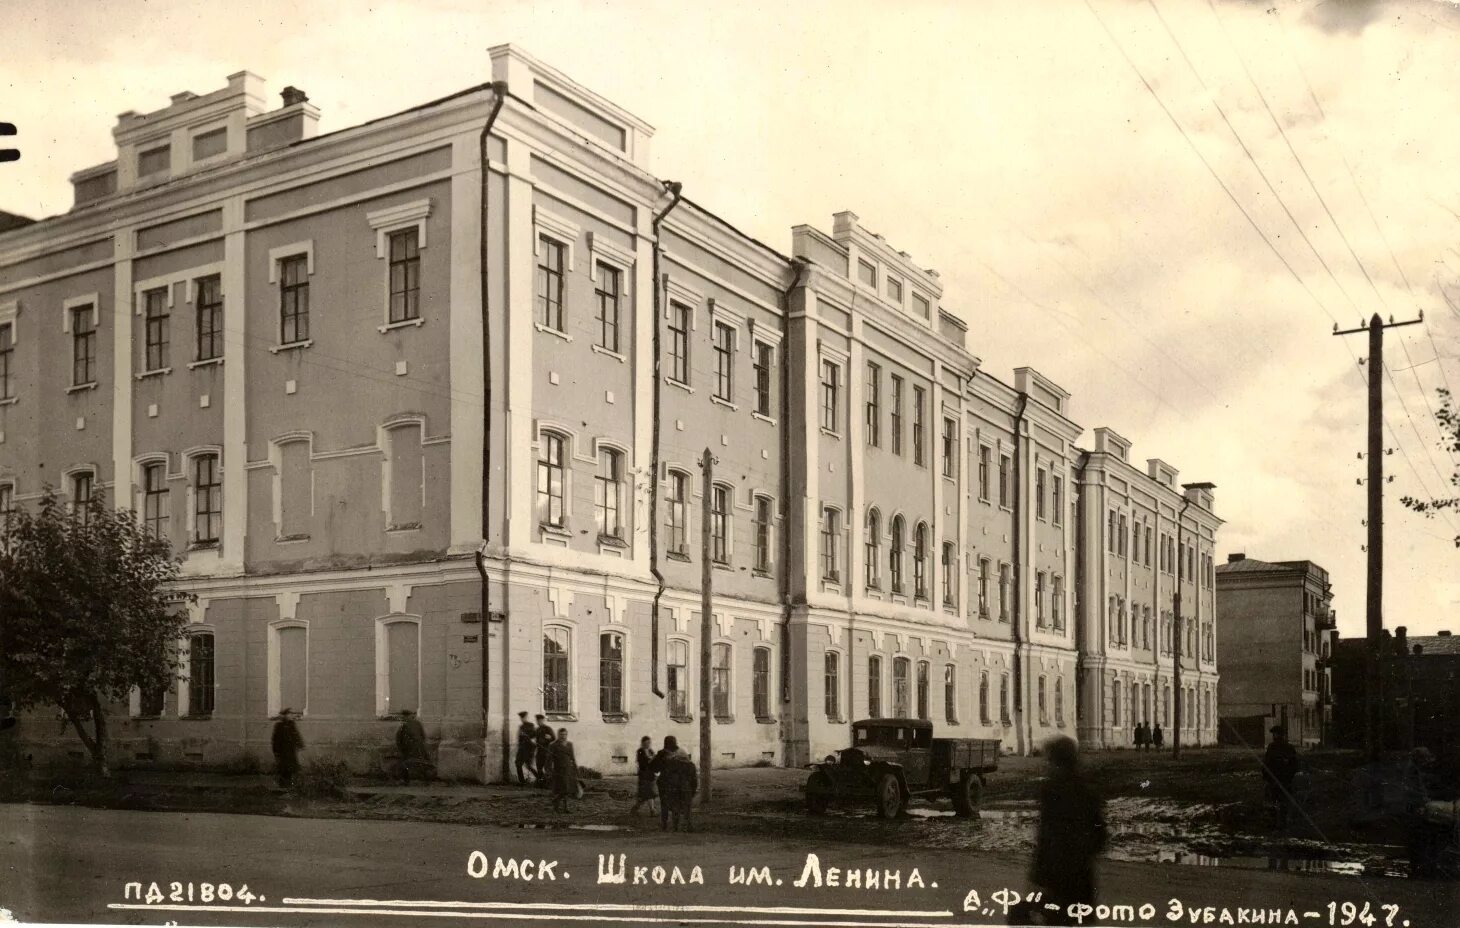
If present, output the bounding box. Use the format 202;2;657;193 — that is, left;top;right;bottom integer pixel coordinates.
549;727;578;814
534;714;556;787
1152;723;1164;750
653;735;697;833
515;711;537;785
1261;726;1300;829
1133;721;1148;753
630;735;659;816
395;709;432;785
1030;736;1106;924
271;708;303;789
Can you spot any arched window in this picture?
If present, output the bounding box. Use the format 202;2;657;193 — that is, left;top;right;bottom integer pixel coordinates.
595;448;624;541
537;432;567;528
599;631;625;715
667;470;690;556
1112;679;1121;728
711;485;731;564
1131;682;1140;724
752;647;771;720
944;664;958;723
889;516;905;593
979;671;990;724
913;522;929;600
269;621;309;718
542;626;571;713
376;616;421;718
712;642;732;717
865;509;882;590
185;631;216;718
916;660;930;720
1038;675;1048;725
820;507;841;581
941;542;957;607
999;673;1010;724
978;558;991;618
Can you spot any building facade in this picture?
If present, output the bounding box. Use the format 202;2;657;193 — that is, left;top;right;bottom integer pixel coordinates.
1332;628;1460;755
1215;555;1335;748
0;47;1219;779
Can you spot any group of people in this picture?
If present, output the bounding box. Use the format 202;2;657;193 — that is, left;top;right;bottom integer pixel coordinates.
1130;721;1165;751
514;711;580;812
269;707;436;790
631;735;699;832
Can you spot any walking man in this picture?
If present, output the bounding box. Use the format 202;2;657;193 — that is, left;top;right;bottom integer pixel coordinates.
630;735;659;816
1152;723;1164;750
1030;736;1106;924
395;709;433;785
654;735;697;833
1261;725;1300;830
271;708;304;789
515;711;538;785
534;715;556;787
549;728;579;814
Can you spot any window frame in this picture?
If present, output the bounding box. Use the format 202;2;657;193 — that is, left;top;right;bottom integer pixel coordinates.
710;484;731;565
190;452;222;546
944;663;958;723
194;274;223;362
941;541;957;608
889;515;905;594
594;446;625;542
867;654;883;718
752;646;772;720
666;469;689;556
712;320;735;402
542;625;573;716
824;650;842;721
890;375;904;455
752;494;773;574
941;417;957;478
819;358;841;434
537;431;568;529
141;460;170;540
71;303;98;387
594;261;622;353
752;340;774;417
0;320;13;401
184;631;216;718
912;522;929;601
865;361;881;447
912;386;926;466
535;234;567;333
892;656;911;718
864;508;882;590
386;227;422;325
598;630;626;717
820;506;842;583
712;641;733;720
668;302;691;385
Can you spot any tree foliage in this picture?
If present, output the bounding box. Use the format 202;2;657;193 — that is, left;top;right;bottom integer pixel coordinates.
1400;388;1460;548
0;489;190;773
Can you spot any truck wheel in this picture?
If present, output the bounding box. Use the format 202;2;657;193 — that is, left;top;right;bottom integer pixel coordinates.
952;773;982;817
875;774;903;819
805;772;831;815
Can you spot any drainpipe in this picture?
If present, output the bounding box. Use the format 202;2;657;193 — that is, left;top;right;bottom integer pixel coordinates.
474;82;508;782
1011;394;1030;753
1172;495;1191;759
779;259;810;731
648;181;683;699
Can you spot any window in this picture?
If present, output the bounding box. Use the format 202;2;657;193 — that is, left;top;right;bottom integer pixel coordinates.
187;633;215;717
537;433;566;528
998;563;1010;622
820;359;840;432
941;542;956;607
195;275;223;362
1055;678;1065;725
865;361;881;447
386;229;422;324
140;681;166;718
72;304;96;386
711;485;730;564
543;627;570;713
912;292;931;319
979;671;990;724
669;303;690;383
944;664;958;722
0;322;12;400
386;424;423;529
886;275;903;303
1118;514;1128;557
0;483;12;539
594;262;621;352
713;643;732;718
912;387;926;465
1109;512;1118;555
890;375;904;455
916;661;930;720
595;448;624;541
1036;469;1046;519
1035;571;1046;627
667;639;689;717
1038;675;1048;725
277;625;307;715
1145;526;1153;566
753;647;771;719
70;471;93;525
824;651;841;720
713;321;734;401
864;509;882;590
536;236;566;331
191;126;226;161
998;454;1011;508
999;673;1010;724
139;288;167;367
978;446;990;500
138;144;170;176
192;454;221;545
913;523;928;600
667;471;689;556
278;440;311;539
889;516;905;594
278;255;310;344
893;657;910;717
868;656;883;718
1053;576;1065;631
753;495;773;573
941;418;957;478
820;507;841;582
599;631;625;715
857;259;877;288
753;341;773;416
978;558;991;618
1052;476;1063;525
141;462;169;539
1112;680;1121;727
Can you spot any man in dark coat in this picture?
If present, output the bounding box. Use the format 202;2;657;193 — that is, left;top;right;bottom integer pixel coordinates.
395;709;432;785
653;735;697;833
1152;723;1164;749
1030;736;1106;924
630;735;659;815
515;711;538;785
1133;722;1147;752
534;715;556;787
271;708;304;789
549;728;578;814
1261;726;1301;828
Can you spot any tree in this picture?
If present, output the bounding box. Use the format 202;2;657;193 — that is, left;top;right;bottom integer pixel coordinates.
1401;387;1460;548
0;489;190;774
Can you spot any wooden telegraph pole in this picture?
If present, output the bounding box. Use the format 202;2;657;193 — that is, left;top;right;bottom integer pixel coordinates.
1334;312;1422;762
699;448;716;804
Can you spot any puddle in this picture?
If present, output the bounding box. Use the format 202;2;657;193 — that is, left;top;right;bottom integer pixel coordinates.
568;824;625;832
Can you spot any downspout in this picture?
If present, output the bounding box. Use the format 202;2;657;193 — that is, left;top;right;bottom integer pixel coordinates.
1011;394;1030;753
647;181;683;699
779;259;810;724
1073;449;1091;739
474;82;508;782
1172;495;1191;758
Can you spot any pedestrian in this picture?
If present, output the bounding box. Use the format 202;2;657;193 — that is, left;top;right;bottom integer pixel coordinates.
1133;721;1146;752
1152;723;1164;750
1029;735;1106;924
271;708;304;789
653;735;697;833
395;709;433;785
549;728;579;814
1260;725;1300;829
534;714;556;787
630;735;659;816
515;711;538;785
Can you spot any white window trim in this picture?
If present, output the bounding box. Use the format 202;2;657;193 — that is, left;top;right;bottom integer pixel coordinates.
367;198;433;258
592;440;630;541
189;121;230;168
665;468;693;554
270;433;315;539
0;300;19;345
181;446;224;547
663;277;704;325
379;418;427;532
708;297;748;334
132;452;171;517
597;625;631;716
268;619;311;718
542;622;577;716
711;639;737;719
133;263;227;315
175;625;217;719
711;482;736;561
374;614;423;718
533;206;580;271
822;646;844;721
588;230;635;281
61;465;98;515
747;317;783;346
666;634;695;717
535;424;577;528
267;242;315;283
61;293;101;333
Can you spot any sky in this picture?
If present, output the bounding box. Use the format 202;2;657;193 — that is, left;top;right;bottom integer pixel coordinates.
3;0;1458;638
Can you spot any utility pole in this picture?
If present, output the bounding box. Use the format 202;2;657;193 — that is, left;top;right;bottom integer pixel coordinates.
1334;312;1422;762
698;448;716;804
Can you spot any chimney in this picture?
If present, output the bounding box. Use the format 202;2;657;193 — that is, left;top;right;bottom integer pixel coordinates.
1227;553;1245;563
281;86;309;107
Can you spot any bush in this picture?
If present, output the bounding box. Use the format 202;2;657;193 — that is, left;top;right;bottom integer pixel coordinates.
294;759;351;800
576;765;603;780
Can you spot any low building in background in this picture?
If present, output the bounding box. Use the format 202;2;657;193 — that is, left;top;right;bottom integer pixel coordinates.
1331;627;1460;754
1215;555;1335;748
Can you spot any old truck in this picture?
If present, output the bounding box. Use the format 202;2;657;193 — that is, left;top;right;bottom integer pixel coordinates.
804;718;999;819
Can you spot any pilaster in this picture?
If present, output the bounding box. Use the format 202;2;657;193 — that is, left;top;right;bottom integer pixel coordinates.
448;132;484;554
220;196;246;572
110;230;134;508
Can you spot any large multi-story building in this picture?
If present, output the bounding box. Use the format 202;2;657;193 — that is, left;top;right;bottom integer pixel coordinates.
1215;555;1335;747
0;47;1220;779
